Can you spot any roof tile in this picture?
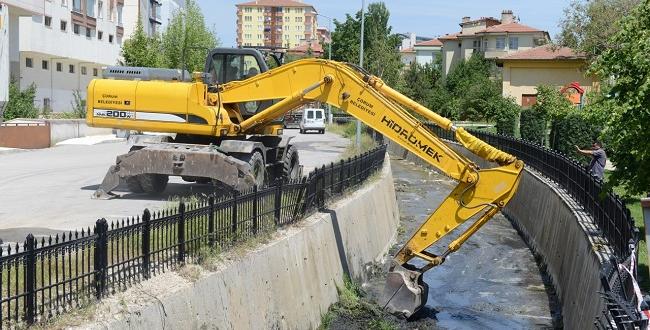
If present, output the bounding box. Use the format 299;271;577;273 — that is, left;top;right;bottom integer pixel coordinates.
415;39;442;47
500;45;586;60
477;22;543;34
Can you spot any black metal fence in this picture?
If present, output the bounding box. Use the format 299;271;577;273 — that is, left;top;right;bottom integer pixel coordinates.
424;123;642;329
0;145;387;328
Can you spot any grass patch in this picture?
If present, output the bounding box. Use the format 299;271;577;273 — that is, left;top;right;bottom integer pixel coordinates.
318;277;397;330
327;122;378;159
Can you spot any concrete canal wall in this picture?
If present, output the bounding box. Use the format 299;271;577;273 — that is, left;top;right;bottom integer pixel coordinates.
79;157;400;330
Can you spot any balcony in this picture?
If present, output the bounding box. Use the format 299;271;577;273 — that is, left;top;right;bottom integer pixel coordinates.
482;48;509;59
116;26;124;38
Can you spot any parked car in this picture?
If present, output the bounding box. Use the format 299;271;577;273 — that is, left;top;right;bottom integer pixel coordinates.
299;108;325;134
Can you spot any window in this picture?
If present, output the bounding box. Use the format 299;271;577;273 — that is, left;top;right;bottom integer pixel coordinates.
108;34;114;43
86;0;95;17
43;98;51;112
42;60;49;70
98;30;103;40
307;110;314;119
244;7;252;13
73;0;81;12
315;111;322;119
98;1;103;19
294;17;302;23
285;25;290;31
60;20;67;31
56;62;62;72
496;37;505;50
284;34;289;40
508;37;519;50
257;34;262;39
285;16;290;22
521;94;537;107
244;15;252;22
244;33;252;39
81;66;87;75
85;27;92;38
295;8;303;13
472;40;480;53
69;64;75;73
44;16;52;27
26;57;33;68
257;7;262;13
93;68;98;76
257;16;262;22
73;24;80;34
117;4;123;25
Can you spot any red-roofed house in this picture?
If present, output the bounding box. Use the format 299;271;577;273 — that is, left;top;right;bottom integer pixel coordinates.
236;0;317;49
413;39;443;66
441;10;550;77
496;45;598;107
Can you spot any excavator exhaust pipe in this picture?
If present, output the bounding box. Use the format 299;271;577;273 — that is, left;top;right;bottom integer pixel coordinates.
381;264;429;319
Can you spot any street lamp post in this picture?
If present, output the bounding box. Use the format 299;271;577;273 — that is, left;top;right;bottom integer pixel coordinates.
356;0;365;148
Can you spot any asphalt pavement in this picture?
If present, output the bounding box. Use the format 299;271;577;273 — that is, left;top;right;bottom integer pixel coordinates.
0;129;349;240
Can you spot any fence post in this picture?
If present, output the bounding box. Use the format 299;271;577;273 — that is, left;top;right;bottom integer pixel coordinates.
94;218;108;299
177;202;186;263
208;196;215;248
318;165;326;208
142;209;151;279
232;192;239;242
338;159;345;193
274;180;282;226
24;234;36;325
252;185;259;235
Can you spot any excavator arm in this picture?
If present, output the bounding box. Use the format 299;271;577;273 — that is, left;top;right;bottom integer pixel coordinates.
216;59;524;317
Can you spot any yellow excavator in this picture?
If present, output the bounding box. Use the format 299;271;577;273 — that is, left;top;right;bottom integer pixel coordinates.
86;48;524;318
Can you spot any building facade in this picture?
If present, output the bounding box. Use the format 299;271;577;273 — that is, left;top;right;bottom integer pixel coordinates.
236;0;317;49
121;0;184;38
413;38;442;66
441;10;549;77
497;46;598;107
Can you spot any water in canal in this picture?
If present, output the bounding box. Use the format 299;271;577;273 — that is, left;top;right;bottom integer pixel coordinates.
329;158;558;329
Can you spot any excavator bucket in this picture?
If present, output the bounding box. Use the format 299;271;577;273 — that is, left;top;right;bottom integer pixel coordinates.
381;264;429;319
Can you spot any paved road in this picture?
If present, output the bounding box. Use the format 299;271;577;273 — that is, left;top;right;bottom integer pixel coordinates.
0;129;349;239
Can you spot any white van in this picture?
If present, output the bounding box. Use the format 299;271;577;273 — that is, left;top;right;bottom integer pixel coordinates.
299;108;325;134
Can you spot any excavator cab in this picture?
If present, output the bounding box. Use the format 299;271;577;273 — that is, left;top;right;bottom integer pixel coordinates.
204;48;270;85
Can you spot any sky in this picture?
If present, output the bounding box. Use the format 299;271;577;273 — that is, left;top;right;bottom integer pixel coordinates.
196;0;570;48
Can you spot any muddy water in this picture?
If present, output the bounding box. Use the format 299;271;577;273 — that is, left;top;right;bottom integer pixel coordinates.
359;159;558;329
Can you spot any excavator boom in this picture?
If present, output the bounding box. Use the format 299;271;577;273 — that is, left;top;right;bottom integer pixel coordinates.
87;57;523;318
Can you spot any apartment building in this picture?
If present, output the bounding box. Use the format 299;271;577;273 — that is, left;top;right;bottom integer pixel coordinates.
13;0;124;112
121;0;184;38
235;0;317;49
440;10;550;77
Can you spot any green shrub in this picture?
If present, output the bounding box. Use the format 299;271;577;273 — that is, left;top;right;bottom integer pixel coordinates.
71;90;87;118
520;107;546;144
3;80;39;121
550;109;603;158
491;97;520;136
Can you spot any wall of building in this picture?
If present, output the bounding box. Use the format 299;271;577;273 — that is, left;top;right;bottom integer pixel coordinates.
502;60;597;105
238;4;316;48
0;4;9;112
441;40;460;77
414;47;440;65
77;158;399;329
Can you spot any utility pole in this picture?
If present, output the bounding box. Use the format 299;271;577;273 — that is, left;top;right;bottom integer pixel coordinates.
356;0;365;148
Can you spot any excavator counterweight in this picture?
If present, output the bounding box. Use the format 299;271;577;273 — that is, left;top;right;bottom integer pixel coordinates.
86;49;523;318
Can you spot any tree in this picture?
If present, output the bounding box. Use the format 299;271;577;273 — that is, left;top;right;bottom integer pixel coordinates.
558;0;639;59
161;0;219;73
591;0;650;194
400;62;441;107
120;19;161;67
328;2;402;86
2;80;39;121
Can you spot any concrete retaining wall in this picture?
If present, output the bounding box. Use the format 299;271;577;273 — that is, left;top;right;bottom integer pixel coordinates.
388;141;609;329
79;158;399;330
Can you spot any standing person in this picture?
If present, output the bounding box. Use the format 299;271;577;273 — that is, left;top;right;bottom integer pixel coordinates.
575;141;607;180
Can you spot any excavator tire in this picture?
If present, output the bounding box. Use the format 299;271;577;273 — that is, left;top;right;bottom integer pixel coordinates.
282;145;300;181
243;151;266;187
138;174;169;194
125;176;144;193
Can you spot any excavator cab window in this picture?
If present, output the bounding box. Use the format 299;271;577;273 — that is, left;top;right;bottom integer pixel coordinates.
207;54;262;85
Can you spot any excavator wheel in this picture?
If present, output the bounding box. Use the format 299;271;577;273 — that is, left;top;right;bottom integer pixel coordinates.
243;151;266;188
125;176;144;193
138;174;169;194
282;145;300;181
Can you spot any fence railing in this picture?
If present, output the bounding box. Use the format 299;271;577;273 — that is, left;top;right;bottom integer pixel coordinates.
423;123;642;329
0;145;387;328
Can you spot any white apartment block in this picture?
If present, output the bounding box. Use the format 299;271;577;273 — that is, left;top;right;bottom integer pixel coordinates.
121;0;184;38
236;0;317;49
440;10;550;77
1;0;183;115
